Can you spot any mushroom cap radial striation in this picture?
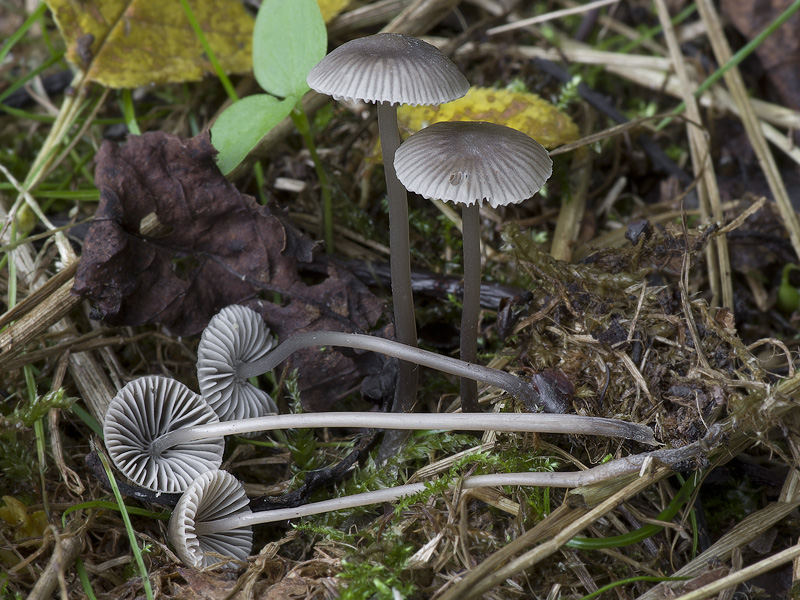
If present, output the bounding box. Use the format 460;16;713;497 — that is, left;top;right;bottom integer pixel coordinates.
103;376;224;493
197;305;278;422
394;121;553;208
307;33;469;107
168;470;253;568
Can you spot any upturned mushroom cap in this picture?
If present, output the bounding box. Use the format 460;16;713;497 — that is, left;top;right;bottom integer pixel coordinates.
197;305;278;422
168;470;253;568
104;376;224;493
307;33;469;106
394;121;553;208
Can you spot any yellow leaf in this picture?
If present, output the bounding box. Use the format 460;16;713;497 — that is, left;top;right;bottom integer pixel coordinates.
398;87;580;149
317;0;350;23
0;496;48;540
45;0;254;88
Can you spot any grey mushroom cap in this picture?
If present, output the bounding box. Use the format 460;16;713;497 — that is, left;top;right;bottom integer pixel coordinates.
104;376;224;493
394;121;553;208
168;470;253;568
307;33;469;106
197;305;278;422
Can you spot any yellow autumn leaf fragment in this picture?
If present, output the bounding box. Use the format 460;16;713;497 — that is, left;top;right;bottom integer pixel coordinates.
0;496;48;540
398;87;580;149
317;0;350;22
45;0;254;89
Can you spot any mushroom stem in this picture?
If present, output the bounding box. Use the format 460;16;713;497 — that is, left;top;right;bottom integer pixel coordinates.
237;330;536;406
151;410;656;454
193;439;684;535
376;101;419;415
460;203;481;413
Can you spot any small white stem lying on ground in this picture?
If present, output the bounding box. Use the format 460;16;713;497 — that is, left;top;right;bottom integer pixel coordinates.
152;410;657;455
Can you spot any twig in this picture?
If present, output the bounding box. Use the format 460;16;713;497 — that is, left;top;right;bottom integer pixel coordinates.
27;525;84;600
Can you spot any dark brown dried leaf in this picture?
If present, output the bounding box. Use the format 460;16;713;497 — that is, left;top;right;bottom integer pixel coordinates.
73;132;385;409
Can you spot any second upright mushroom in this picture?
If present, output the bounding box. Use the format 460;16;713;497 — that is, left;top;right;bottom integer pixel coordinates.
307;34;469;417
394;121;552;412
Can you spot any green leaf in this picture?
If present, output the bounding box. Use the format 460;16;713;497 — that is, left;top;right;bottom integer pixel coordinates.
210;94;294;175
253;0;327;100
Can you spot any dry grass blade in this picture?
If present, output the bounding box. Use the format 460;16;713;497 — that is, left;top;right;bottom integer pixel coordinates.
694;0;800;260
654;0;732;311
0;201;115;420
550;117;593;262
637;501;800;599
671;541;800;600
487;0;620;35
441;471;673;600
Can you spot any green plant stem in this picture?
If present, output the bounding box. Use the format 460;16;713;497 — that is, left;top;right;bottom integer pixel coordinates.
121;89;142;135
0;103;56;121
96;449;154;600
63;501;170;522
656;0;800;131
567;472;698;549
7;224;49;515
0;51;66;105
0;3;47;64
460;204;480;412
291;105;334;251
178;0;238;102
576;576;690;600
615;3;696;53
75;559;99;600
25;365;49;516
71;403;103;438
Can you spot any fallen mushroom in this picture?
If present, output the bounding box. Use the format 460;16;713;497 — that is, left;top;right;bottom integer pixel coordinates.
104;374;656;492
169;424;720;569
103;376;223;493
200;305;555;411
197;304;278;422
307;33;470;417
394;121;552;413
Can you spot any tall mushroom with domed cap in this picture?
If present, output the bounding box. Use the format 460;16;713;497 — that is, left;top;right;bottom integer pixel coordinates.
394;121;552;413
307;34;469;418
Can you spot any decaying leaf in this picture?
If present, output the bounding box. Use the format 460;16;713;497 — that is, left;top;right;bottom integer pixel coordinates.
0;496;48;541
398;87;581;149
45;0;254;88
73;132;385;409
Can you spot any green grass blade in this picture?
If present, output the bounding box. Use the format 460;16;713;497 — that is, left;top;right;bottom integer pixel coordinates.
656;0;800;130
567;473;698;550
121;89;142;135
576;576;690;600
0;51;66;105
178;0;238;102
96;449;155;600
72;404;103;438
0;3;48;65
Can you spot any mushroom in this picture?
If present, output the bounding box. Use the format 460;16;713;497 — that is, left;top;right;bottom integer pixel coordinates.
171;433;709;568
307;34;470;416
103;376;224;493
394;121;552;413
169;469;252;568
197;305;278;422
104;370;655;493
